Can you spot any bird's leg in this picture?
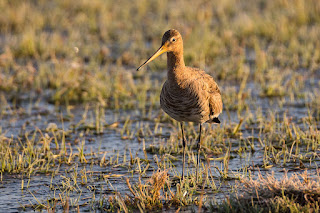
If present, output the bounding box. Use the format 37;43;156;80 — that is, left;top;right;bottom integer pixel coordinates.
196;124;202;181
181;122;187;179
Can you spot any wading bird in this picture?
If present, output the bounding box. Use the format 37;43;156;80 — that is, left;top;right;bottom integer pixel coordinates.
137;29;222;179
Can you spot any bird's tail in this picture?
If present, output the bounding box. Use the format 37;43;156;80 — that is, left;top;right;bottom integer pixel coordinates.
207;117;220;124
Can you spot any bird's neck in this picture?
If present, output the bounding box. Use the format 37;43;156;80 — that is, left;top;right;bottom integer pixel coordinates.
167;51;186;83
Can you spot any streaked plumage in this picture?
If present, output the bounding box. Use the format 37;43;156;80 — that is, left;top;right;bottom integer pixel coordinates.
160;66;222;123
137;29;222;179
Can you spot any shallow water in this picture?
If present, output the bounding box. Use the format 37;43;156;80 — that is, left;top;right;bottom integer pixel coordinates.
0;71;319;212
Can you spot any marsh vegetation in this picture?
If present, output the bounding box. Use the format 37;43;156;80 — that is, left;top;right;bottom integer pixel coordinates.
0;0;320;212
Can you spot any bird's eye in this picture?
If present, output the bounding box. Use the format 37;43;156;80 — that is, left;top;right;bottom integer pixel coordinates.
172;38;176;42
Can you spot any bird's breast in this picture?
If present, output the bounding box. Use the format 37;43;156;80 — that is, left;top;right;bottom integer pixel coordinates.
160;81;210;123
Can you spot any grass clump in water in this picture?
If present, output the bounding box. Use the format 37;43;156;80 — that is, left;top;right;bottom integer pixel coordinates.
108;170;201;212
216;171;320;213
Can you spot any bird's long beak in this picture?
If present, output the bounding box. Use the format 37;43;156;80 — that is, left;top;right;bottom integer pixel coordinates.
137;45;167;71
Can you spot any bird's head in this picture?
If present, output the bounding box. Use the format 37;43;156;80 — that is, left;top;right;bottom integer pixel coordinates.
137;29;183;71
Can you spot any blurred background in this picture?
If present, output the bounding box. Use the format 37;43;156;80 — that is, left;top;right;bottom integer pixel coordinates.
1;0;319;107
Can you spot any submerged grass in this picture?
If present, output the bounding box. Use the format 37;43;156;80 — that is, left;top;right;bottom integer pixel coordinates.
1;96;319;211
